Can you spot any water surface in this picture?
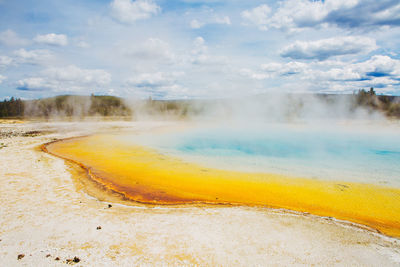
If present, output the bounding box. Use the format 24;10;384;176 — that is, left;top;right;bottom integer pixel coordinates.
131;123;400;186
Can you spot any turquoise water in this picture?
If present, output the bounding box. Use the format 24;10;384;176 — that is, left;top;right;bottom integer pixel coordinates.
130;123;400;186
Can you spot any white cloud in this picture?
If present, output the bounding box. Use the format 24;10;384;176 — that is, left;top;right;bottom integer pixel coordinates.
309;56;400;90
356;77;398;92
0;30;29;47
0;1;398;98
264;0;337;31
13;49;54;65
17;77;50;91
126;71;187;99
311;68;362;81
0;49;53;68
241;4;271;30
309;55;400;93
239;68;270;80
190;15;231;29
126;71;184;87
280;36;378;60
180;0;220;3
0;74;6;84
372;2;400;23
354;55;400;76
214;16;231;25
17;65;111;92
303;55;400;83
261;61;309;75
187;36;228;67
34;33;68;46
190;19;204;29
0;55;13;67
44;65;111;85
242;0;400;32
240;54;400;94
190;36;209;64
110;0;161;24
125;38;175;62
128;83;188;99
241;61;310;80
192;37;207;52
76;41;90;48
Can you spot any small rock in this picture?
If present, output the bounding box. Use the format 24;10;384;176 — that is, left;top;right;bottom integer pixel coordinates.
55;257;60;261
46;254;51;258
66;257;80;264
108;204;112;208
17;254;25;260
97;226;102;230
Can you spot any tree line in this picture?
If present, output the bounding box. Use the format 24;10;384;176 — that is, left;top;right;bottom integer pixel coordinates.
0;95;132;118
0;90;399;119
354;88;400;117
0;97;24;117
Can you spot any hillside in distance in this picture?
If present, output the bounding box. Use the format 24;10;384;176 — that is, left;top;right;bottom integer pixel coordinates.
1;89;400;120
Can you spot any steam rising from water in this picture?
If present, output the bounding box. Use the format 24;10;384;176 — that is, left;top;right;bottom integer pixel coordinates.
124;93;399;187
192;93;388;123
126;122;400;187
22;92;389;122
23;93;400;187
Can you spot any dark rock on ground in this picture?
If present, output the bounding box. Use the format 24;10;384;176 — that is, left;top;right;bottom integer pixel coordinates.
66;256;80;264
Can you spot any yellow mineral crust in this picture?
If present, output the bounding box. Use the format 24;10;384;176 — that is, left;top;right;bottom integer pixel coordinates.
45;134;400;238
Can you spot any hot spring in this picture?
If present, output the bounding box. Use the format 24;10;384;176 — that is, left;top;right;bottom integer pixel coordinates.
132;123;400;186
44;122;400;237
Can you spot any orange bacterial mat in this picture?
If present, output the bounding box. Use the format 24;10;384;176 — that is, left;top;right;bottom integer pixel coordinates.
44;134;400;238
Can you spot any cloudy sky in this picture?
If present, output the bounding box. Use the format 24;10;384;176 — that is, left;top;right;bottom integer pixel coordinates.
0;0;400;99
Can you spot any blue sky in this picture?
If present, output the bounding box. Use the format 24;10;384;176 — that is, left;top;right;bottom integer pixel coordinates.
0;0;400;99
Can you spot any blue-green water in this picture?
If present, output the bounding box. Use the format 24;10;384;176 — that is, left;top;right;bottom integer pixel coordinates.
130;123;400;186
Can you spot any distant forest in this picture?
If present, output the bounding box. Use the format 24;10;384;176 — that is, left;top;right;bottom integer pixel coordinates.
0;97;23;117
353;88;400;117
0;94;195;119
0;95;131;118
0;89;400;119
